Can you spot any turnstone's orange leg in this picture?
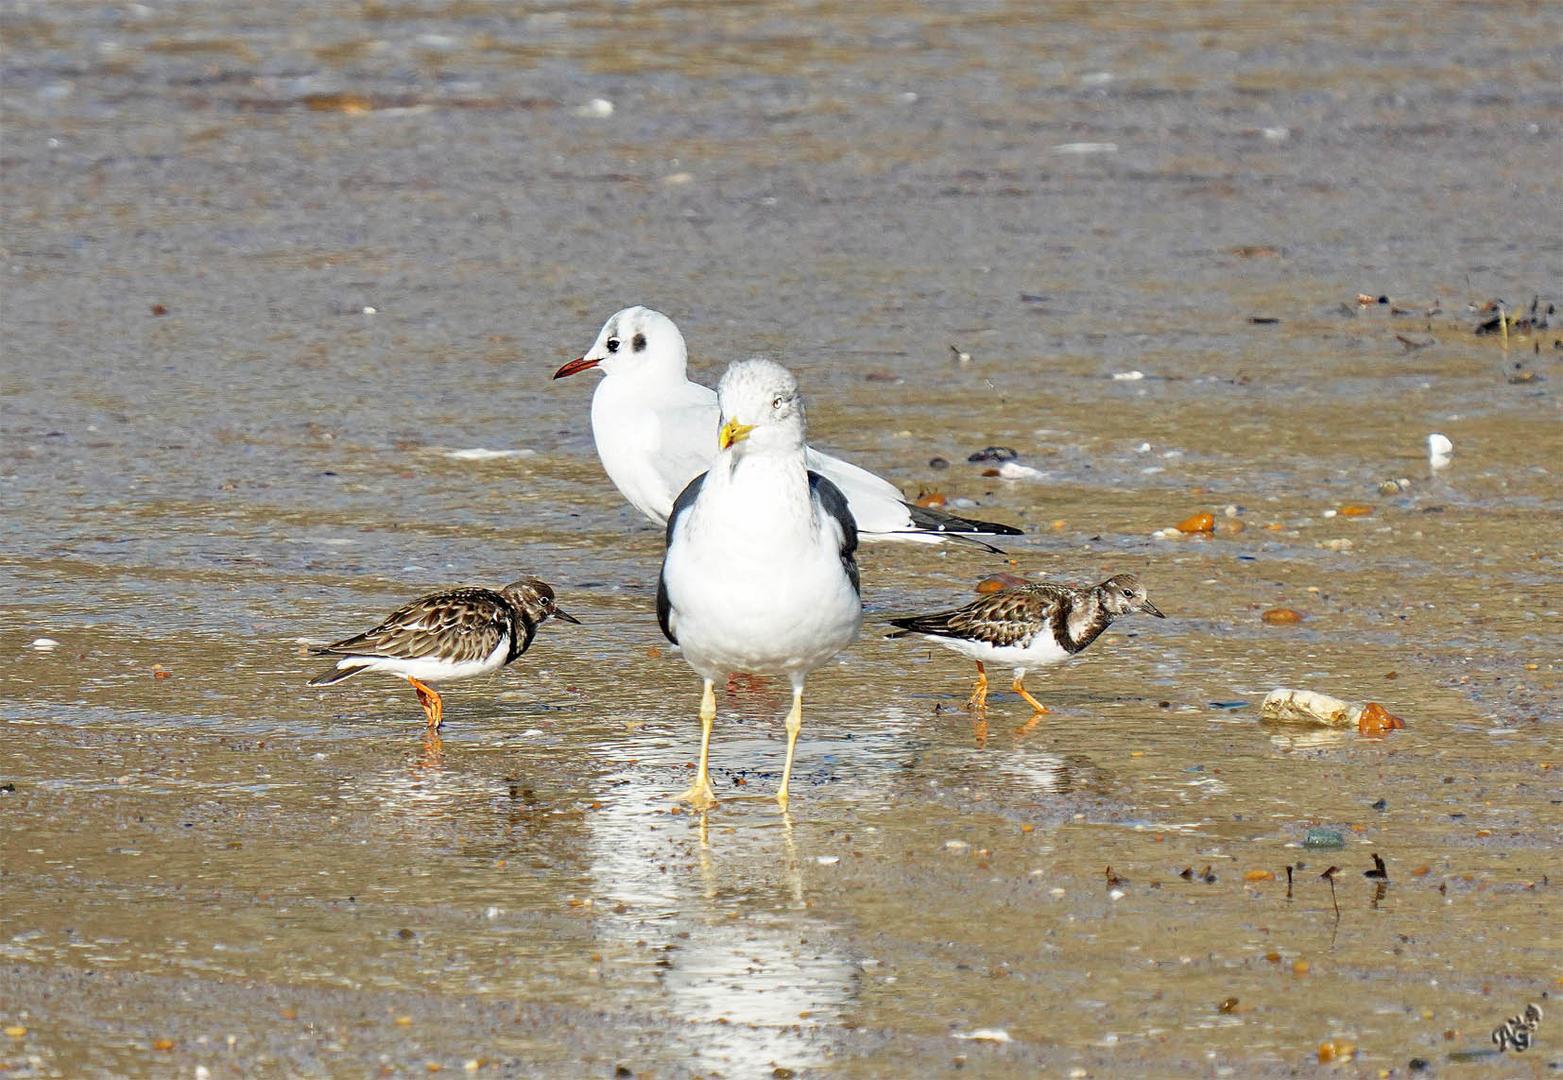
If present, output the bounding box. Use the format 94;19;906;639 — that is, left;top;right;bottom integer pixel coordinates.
966;662;989;712
676;679;719;811
1012;675;1049;716
407;676;443;731
776;685;804;811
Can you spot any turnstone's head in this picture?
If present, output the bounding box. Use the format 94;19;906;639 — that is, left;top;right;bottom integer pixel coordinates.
501;577;582;625
715;358;806;454
554;306;686;380
1099;573;1165;619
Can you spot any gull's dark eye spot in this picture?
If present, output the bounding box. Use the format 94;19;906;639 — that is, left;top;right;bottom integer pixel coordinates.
606;337;621;353
632;332;647;352
772;396;784;410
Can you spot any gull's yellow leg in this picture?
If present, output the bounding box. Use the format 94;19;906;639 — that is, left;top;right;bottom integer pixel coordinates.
675;679;719;810
776;684;804;811
407;676;443;731
966;661;989;712
1012;673;1049;716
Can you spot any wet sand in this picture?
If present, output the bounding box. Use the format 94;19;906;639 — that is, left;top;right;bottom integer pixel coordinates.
2;1;1560;1076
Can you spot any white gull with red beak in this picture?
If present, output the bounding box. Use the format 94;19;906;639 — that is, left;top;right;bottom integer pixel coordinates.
553;307;1021;547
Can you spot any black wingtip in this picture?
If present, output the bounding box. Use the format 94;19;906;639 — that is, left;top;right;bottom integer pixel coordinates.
905;501;1024;537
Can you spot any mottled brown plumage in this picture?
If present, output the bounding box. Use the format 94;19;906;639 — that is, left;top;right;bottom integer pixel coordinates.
315;588;522;668
887;573;1164;717
308;577;579;731
890;584;1069;650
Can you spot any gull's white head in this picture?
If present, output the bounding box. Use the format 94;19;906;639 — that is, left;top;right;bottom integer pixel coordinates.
553;306;687;381
715;358;806;455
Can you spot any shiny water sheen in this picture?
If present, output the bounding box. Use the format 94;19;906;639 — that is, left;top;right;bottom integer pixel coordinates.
2;1;1559;1075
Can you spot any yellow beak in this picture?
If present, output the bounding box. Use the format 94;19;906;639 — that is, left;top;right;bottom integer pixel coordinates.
718;418;755;450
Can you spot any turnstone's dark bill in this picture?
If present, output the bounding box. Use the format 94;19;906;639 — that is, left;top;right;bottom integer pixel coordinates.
887;573;1164;717
308;577;579;732
656;358;863;811
554;306;1020;549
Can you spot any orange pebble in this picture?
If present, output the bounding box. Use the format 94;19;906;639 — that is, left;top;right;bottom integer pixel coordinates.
1176;511;1215;533
1338;504;1374;517
1243;869;1275;882
1318;1039;1355;1063
1357;702;1405;737
976;573;1029;594
1262;608;1304;625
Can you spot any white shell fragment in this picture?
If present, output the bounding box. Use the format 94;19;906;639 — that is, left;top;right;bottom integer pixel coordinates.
577;98;614;118
443;448;536;461
954;1029;1013;1043
1260;688;1377;728
1427;433;1453;468
30;638;60;650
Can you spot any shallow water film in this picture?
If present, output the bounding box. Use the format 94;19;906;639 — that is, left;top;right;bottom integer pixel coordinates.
2;1;1560;1076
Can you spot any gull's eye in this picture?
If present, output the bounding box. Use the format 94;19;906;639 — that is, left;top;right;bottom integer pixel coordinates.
606;337;621;353
772;396;785;410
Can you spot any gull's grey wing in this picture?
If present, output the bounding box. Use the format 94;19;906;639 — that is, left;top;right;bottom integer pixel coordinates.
656;471;708;645
808;470;860;596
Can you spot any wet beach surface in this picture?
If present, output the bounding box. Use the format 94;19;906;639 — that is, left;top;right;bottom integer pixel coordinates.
2;1;1560;1075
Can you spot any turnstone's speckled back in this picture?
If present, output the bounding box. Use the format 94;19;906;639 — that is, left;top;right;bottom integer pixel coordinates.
888;573;1162;717
308;577;579;732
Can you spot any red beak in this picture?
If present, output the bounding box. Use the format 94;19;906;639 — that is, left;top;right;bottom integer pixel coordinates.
552;356;601;380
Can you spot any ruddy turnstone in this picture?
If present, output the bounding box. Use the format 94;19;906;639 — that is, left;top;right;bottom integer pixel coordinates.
887;573;1163;716
553;306;1021;548
656;358;863;811
308;577;579;731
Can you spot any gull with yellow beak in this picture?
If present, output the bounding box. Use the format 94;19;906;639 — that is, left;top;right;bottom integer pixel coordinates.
656;358;863;811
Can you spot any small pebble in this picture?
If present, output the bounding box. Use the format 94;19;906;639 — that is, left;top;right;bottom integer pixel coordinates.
815;855;840;866
929;457;949;470
966;446;1017;463
952;1029;1011;1043
944;839;970;851
577;98;614;118
1176;511;1215;534
1427;433;1453;468
1357;702;1405;737
1261;608;1304;625
1111;370;1145;381
29;638;59;650
997;461;1041;479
